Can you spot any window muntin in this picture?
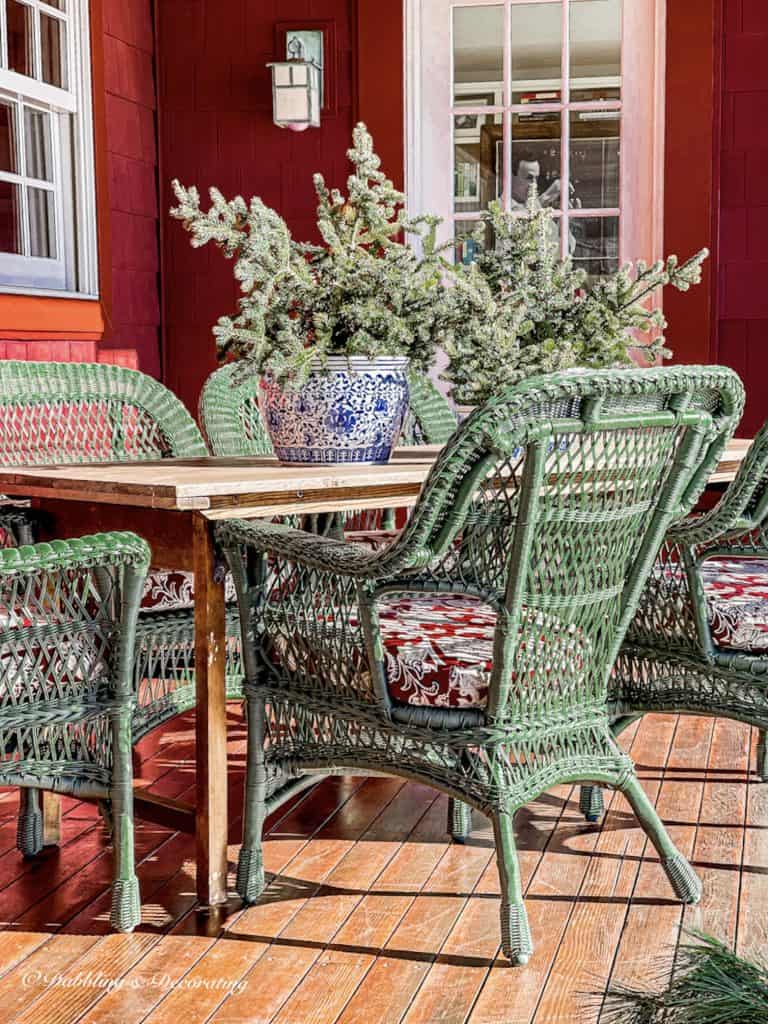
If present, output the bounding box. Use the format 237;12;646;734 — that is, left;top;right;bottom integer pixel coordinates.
451;0;622;276
0;0;96;294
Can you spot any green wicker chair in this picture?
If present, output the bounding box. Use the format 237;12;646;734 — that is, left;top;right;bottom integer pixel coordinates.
579;418;768;822
0;360;245;851
217;365;743;965
0;532;149;930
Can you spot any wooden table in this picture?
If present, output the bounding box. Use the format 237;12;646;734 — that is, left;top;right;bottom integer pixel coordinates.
0;437;750;908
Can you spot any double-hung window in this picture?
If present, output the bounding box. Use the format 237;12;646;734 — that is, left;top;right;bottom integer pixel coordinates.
0;0;97;294
407;0;665;276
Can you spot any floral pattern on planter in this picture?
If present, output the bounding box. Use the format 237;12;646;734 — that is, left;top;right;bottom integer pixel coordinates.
259;357;409;465
701;557;768;652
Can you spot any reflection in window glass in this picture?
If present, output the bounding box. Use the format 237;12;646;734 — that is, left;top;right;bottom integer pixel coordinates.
510;112;561;208
0;181;22;254
569;111;619;209
6;0;33;78
0;102;17;174
41;14;66;88
571;215;619;278
510;3;562;103
454;111;498;213
570;0;621;101
24;108;53;182
453;5;504;98
28;186;56;258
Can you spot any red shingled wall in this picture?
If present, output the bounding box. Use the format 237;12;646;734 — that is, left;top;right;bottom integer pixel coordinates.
98;0;160;375
717;0;768;434
157;0;356;412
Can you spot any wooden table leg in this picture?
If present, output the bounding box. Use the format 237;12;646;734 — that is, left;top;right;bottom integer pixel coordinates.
192;515;228;906
42;791;61;846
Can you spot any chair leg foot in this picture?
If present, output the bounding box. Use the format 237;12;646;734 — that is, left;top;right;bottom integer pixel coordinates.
110;876;141;932
578;785;605;823
236;845;265;904
663;852;702;905
448;798;472;843
619;771;702;906
492;809;534;965
500;899;534;966
17;789;43;858
757;730;768;782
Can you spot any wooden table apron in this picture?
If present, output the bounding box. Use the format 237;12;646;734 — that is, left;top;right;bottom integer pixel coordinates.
0;437;749;910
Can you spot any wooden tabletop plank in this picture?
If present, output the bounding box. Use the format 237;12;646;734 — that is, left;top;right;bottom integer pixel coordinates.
0;438;751;517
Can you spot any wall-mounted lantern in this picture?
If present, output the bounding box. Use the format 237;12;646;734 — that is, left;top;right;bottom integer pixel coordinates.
267;33;323;132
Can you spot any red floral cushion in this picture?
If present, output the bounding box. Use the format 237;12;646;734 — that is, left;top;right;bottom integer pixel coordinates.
701;557;768;652
141;571;236;613
376;593;587;709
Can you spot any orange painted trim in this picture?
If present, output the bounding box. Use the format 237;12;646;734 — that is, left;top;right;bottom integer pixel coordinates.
0;295;104;335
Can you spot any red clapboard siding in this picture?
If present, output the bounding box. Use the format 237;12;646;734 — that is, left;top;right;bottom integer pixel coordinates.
157;0;356;412
717;0;768;433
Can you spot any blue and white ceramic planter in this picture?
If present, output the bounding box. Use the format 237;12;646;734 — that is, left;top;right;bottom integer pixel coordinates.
259;356;410;465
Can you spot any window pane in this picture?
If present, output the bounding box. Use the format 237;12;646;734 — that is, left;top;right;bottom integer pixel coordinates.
570;215;619;277
453;6;504;100
570;0;622;101
510;3;562;104
510;113;562;208
6;0;33;78
569;111;619;209
41;14;66;88
28;186;55;257
454;110;498;212
0;181;21;253
24;108;53;181
42;0;65;9
0;102;17;174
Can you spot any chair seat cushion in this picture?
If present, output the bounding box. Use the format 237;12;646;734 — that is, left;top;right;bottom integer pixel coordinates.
376;593;586;710
378;593;495;708
141;570;236;613
701;557;768;652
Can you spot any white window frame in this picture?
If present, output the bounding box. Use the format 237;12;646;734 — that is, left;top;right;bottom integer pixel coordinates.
405;0;666;268
0;0;98;296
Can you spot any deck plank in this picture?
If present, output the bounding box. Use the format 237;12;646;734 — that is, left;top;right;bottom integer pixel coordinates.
0;711;763;1024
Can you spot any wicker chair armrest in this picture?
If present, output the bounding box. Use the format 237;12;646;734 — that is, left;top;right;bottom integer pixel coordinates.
216;518;384;578
669;422;768;547
0;532;150;577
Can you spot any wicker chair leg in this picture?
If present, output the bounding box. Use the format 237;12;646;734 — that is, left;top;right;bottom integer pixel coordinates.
757;730;768;781
16;788;43;858
447;798;472;843
619;773;702;905
492;810;533;966
109;713;140;933
578;785;605;823
237;695;267;905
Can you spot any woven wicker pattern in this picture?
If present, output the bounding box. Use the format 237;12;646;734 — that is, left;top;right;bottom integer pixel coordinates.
573;417;768;822
219;365;743;964
0;531;149;930
0;360;246;742
0;360;207;464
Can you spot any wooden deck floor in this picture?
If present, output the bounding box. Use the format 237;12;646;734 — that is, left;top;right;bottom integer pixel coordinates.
0;708;764;1024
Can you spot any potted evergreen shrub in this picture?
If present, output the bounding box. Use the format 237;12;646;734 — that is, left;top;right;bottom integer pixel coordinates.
171;124;450;465
441;191;709;413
